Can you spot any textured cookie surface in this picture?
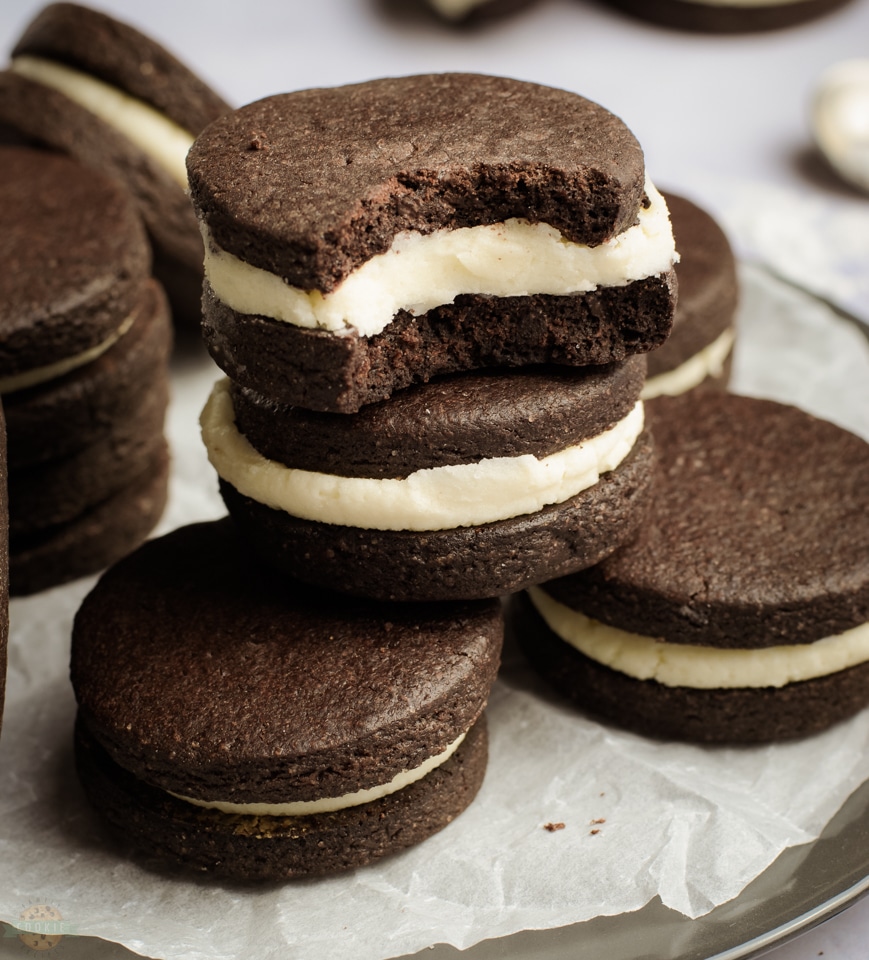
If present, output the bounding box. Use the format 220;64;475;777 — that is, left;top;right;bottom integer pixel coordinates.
646;192;737;379
0;146;149;377
544;393;869;648
72;519;503;802
187;74;646;289
10;442;169;596
232;355;646;476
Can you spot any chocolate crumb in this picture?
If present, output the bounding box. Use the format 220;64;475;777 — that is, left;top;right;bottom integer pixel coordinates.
590;829;601;835
591;817;606;825
248;131;269;152
543;822;565;832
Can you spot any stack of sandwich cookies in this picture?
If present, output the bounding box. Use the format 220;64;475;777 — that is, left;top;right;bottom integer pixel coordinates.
188;73;678;413
515;392;869;743
0;2;230;327
0;147;171;595
71;520;503;879
641;192;738;399
203;357;654;602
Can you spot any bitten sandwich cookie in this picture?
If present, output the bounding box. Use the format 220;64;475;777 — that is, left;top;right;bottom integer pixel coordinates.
0;3;230;325
0;146;171;594
641;192;738;399
71;520;503;879
188;73;678;413
515;392;869;743
601;0;854;32
202;356;654;602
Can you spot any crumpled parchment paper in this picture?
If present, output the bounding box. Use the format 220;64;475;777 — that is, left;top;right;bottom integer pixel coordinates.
1;227;868;959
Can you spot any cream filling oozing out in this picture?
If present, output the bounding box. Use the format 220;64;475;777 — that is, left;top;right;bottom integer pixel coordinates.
200;378;644;532
0;310;137;394
11;55;194;187
200;179;677;337
528;586;869;690
640;327;735;399
169;731;467;816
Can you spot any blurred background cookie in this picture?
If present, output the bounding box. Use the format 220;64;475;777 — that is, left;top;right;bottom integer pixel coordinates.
598;0;855;32
0;2;231;328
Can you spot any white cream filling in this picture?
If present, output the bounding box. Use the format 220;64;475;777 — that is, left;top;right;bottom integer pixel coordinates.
11;55;194;187
0;310;136;394
812;60;869;194
201;180;676;338
640;327;735;399
528;586;869;690
200;378;644;532
169;731;466;816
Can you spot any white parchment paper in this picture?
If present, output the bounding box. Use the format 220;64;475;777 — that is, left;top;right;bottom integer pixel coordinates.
1;251;868;957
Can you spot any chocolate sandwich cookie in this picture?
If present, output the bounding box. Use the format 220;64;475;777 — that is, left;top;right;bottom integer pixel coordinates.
3;279;172;470
641;192;738;399
515;392;869;743
71;519;502;879
1;3;231;325
0;146;149;386
600;0;854;32
188;73;678;412
202;356;654;602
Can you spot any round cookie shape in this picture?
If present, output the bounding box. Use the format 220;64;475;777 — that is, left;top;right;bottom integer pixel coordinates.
544;393;869;648
232;355;647;478
71;520;503;806
601;0;854;31
187;74;647;291
12;3;229;135
0;147;149;378
3;279;172;469
644;192;737;386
